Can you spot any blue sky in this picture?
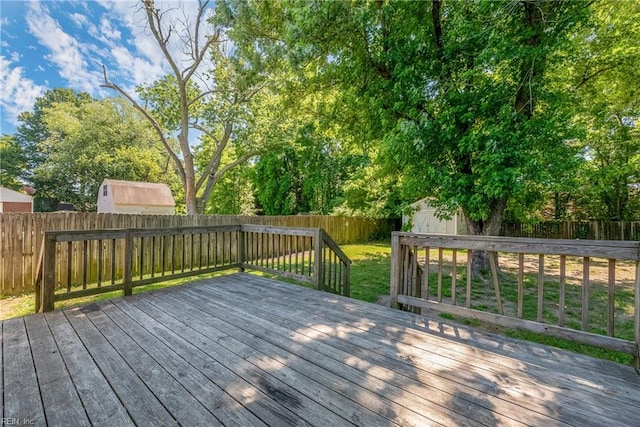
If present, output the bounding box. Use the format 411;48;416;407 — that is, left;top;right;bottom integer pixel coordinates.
0;0;212;135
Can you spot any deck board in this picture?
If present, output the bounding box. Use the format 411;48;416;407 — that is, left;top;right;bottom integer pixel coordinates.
23;314;89;426
2;317;46;425
2;272;640;426
223;275;640;425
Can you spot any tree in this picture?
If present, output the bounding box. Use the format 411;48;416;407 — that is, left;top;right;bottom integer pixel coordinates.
567;1;640;220
14;88;92;172
30;98;177;211
226;0;589;271
0;134;27;190
102;0;271;214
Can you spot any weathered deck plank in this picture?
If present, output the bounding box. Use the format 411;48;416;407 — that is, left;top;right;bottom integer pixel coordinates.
141;290;442;427
174;289;516;426
119;296;357;427
79;304;223;426
44;310;133;427
2;272;640;427
206;274;640;426
63;307;178;427
2;317;46;425
23;314;90;426
192;277;564;426
108;297;315;427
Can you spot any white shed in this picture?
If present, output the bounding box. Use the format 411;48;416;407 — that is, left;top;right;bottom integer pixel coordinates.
0;186;33;213
402;198;466;235
97;179;175;215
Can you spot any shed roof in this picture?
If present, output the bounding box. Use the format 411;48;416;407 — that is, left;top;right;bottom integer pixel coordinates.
0;186;33;203
102;179;175;207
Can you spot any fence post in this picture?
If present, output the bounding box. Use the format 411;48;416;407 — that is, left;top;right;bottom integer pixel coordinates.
313;229;324;291
41;233;57;313
238;227;245;272
390;232;400;309
123;230;133;296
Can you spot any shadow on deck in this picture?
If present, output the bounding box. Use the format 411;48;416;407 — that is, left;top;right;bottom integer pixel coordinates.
2;273;640;426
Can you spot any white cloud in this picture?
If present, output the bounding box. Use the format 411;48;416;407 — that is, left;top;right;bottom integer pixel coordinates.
36;65;44;72
100;17;121;41
0;56;46;125
69;12;89;28
25;2;101;94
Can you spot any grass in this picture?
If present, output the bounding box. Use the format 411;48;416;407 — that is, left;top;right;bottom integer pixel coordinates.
0;240;636;366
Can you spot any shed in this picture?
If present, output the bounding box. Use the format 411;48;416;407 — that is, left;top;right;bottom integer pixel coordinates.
97;179;175;215
402;198;466;235
0;186;34;213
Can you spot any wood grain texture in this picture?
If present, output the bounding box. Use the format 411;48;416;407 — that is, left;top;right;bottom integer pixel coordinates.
3;273;640;427
2;318;46;425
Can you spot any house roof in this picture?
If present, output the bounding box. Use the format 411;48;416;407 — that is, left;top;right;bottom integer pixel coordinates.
102;179;175;207
0;186;33;203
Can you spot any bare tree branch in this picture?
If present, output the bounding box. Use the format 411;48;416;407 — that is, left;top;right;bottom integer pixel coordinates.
101;65;186;184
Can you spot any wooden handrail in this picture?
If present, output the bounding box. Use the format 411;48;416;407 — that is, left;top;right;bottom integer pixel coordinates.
391;232;640;370
38;224;351;313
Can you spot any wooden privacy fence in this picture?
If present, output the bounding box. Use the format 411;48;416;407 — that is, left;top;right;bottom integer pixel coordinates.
1;213;390;295
35;224;350;313
502;220;640;240
390;232;640;368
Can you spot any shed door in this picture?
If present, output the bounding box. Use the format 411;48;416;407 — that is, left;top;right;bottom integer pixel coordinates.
413;209;448;234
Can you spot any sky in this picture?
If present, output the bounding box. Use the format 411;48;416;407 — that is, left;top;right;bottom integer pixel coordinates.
0;0;213;135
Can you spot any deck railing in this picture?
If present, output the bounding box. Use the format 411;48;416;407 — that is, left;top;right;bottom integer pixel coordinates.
390;232;640;368
35;225;350;312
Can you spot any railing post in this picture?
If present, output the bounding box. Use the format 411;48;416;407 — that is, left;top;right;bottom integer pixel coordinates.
238;227;246;272
390;232;400;309
41;233;57;313
313;229;324;291
123;230;133;296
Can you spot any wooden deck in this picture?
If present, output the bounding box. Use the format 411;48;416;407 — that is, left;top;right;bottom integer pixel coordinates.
2;273;640;426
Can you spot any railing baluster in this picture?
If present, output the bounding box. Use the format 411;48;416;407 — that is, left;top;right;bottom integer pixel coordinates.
466;250;472;308
82;240;88;290
437;248;443;302
161;236;166;277
67;241;72;293
213;233;217;267
451;249;457;305
608;259;616;337
582;256;590;331
301;237;306;276
295;236;299;274
138;237;144;279
423;247;429;301
151;236;156;278
171;235;176;274
518;253;524;319
537;253;544;322
97;239;103;288
488;251;503;315
277;234;281;270
111;239;116;284
559;255;566;326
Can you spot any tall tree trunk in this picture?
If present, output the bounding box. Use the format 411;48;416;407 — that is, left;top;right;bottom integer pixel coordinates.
463;197;507;275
